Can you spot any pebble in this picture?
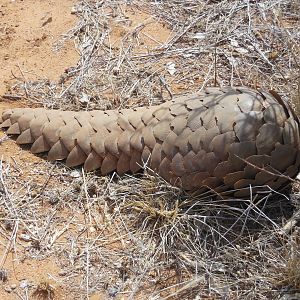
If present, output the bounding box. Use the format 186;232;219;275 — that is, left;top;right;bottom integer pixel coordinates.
20;280;28;289
70;170;81;178
4;286;12;293
19;234;31;242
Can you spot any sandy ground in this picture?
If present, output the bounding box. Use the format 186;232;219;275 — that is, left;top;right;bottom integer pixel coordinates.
0;0;79;95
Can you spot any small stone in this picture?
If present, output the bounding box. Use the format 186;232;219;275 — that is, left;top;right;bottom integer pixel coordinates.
89;226;96;233
4;286;12;293
10;284;17;290
71;6;82;14
79;93;90;104
19;234;31;242
166;62;176;75
31;190;38;198
70;170;81;178
20;280;28;289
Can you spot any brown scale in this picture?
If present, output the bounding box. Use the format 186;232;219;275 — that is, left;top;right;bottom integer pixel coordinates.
1;86;300;197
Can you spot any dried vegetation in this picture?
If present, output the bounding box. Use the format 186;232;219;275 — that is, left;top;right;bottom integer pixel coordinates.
1;0;300;299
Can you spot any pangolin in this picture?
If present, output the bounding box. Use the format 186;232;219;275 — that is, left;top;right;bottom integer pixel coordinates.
1;86;299;197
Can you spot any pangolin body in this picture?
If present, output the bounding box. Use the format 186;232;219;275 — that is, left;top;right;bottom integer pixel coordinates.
1;87;299;197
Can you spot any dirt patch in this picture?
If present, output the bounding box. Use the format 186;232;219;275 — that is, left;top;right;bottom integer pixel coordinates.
0;253;64;300
0;0;79;95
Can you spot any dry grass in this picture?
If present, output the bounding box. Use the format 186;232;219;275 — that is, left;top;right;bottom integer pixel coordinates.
1;0;300;299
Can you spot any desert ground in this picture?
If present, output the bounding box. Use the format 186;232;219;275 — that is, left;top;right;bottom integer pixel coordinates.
0;0;299;299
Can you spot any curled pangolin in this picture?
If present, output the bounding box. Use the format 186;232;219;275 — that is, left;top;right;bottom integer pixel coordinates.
1;86;300;197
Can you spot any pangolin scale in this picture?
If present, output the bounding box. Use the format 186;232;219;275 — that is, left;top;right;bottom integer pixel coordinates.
1;87;300;197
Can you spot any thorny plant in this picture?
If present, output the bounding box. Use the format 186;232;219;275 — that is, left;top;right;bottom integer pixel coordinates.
1;0;300;299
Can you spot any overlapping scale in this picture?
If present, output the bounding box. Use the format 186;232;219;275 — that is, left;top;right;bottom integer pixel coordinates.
1;87;299;197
